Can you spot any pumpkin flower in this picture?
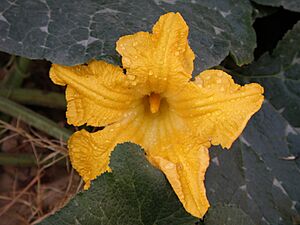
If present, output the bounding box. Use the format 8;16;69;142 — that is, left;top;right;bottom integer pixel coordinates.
50;12;264;218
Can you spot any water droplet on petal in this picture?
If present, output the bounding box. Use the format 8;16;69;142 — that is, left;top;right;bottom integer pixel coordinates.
119;44;126;50
127;74;136;80
194;78;203;87
149;70;153;76
216;79;222;84
133;41;138;46
174;51;180;56
123;57;131;65
165;163;175;170
176;163;183;170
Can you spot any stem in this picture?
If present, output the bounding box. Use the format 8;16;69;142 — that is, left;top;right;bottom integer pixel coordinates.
0;96;72;141
0;152;36;166
0;152;65;166
0;88;66;109
1;57;31;88
0;57;32;129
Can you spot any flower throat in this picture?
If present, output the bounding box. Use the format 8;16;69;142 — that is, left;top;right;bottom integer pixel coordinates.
148;93;161;113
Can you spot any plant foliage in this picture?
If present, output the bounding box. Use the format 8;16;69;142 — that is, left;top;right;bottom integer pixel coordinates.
0;0;299;224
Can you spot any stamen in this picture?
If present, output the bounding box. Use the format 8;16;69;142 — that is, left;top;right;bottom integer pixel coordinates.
149;93;161;113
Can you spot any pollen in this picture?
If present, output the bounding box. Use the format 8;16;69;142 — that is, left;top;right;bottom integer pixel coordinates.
149;93;161;113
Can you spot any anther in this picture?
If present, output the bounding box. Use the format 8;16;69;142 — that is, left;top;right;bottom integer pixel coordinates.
149;93;161;113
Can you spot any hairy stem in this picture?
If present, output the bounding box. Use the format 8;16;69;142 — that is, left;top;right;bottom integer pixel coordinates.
0;152;66;166
0;88;66;109
0;96;72;141
1;57;31;88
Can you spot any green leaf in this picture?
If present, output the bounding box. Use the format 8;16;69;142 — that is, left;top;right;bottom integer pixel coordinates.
251;0;300;12
238;21;300;127
206;102;300;225
0;0;255;73
203;204;255;225
39;143;198;225
208;17;300;225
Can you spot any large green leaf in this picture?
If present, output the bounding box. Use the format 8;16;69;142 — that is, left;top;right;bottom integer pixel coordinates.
252;0;300;12
202;204;255;225
238;21;300;127
0;0;255;73
205;102;300;225
39;143;198;225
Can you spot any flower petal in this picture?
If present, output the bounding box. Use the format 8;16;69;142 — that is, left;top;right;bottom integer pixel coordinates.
116;12;194;94
69;104;145;189
68;129;114;190
114;103;210;218
146;134;210;218
67;95;160;190
170;69;264;149
50;61;141;126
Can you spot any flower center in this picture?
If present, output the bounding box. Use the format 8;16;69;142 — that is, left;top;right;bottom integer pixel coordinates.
148;93;161;113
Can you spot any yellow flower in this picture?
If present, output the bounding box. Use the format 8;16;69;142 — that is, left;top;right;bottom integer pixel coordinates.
50;12;264;218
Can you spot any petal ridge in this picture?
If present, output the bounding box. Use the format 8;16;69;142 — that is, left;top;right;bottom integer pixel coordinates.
147;134;210;218
171;69;264;148
116;12;195;94
50;61;142;126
